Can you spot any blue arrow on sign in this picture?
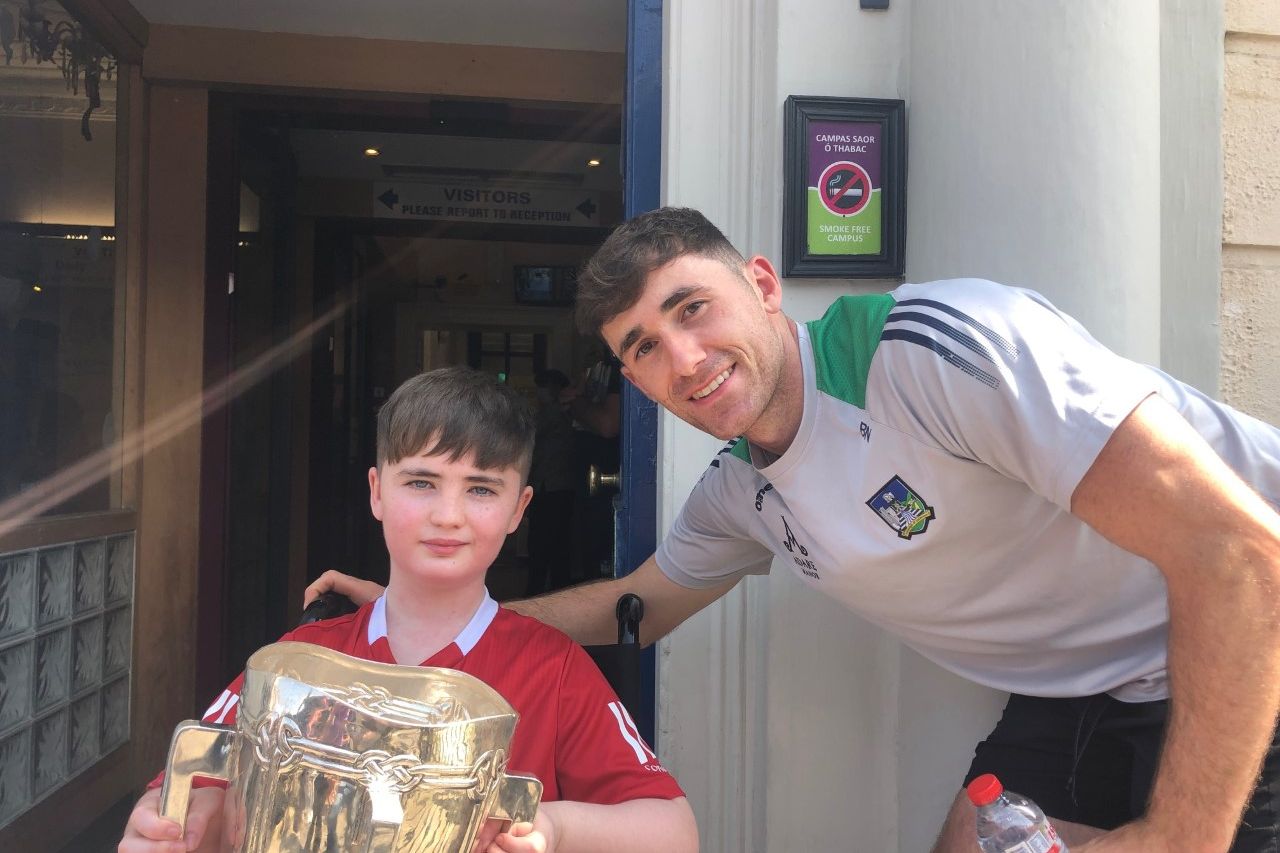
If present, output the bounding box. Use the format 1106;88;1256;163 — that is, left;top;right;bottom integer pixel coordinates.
378;188;399;210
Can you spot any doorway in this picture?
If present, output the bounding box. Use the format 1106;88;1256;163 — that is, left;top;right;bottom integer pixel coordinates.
196;1;662;742
197;93;632;697
307;216;619;603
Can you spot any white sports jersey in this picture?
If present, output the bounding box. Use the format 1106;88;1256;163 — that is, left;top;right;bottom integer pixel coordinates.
656;279;1280;701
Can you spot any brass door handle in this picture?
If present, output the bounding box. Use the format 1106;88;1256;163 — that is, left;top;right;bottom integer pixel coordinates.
588;464;620;496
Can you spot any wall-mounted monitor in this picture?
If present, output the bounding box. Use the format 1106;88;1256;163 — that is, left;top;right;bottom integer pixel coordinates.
514;265;577;306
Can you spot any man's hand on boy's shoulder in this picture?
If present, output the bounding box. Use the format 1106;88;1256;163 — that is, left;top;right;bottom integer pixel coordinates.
119;786;225;853
302;570;385;608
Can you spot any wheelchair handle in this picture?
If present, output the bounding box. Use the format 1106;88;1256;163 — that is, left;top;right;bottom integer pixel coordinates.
300;591;359;625
615;593;644;645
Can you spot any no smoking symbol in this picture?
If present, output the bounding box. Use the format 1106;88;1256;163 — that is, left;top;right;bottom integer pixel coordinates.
818;161;872;216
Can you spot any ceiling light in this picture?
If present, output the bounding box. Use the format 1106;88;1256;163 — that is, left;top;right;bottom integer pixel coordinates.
364;147;381;157
32;284;42;293
586;158;601;167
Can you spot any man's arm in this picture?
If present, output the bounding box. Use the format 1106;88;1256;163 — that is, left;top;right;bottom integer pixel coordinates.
1070;395;1280;853
304;556;739;647
508;554;739;646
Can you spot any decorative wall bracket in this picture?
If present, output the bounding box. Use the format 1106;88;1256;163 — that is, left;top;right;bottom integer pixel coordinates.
0;0;115;140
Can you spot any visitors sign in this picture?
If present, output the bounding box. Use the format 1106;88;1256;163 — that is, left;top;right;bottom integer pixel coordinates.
373;182;601;227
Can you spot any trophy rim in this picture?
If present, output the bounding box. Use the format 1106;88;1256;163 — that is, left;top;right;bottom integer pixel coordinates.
247;641;520;724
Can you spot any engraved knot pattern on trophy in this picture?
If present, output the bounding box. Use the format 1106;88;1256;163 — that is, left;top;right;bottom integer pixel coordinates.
248;711;510;799
336;682;472;726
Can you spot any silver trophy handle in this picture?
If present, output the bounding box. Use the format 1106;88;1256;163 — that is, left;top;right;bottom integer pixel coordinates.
491;775;544;825
159;719;236;835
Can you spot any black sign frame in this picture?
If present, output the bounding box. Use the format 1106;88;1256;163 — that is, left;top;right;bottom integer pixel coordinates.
783;96;907;278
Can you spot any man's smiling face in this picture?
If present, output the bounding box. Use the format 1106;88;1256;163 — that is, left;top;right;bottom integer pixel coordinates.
603;253;788;442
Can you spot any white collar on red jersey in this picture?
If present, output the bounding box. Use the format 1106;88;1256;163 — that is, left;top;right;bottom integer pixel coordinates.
367;589;499;655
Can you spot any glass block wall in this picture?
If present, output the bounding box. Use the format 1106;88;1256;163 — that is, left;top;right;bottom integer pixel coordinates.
0;533;134;828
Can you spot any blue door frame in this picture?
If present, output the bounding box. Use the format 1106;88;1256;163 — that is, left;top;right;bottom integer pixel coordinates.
618;0;662;745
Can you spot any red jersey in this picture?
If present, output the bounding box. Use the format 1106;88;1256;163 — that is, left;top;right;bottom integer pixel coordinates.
155;593;682;804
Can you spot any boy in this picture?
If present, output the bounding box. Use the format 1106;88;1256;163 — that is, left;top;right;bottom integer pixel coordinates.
120;366;697;853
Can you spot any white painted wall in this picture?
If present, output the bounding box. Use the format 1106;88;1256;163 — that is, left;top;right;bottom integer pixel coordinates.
907;2;1163;361
659;5;781;847
1161;0;1224;395
659;1;1214;851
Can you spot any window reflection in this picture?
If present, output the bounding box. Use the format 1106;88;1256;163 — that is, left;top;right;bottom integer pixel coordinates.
0;228;117;512
0;0;120;517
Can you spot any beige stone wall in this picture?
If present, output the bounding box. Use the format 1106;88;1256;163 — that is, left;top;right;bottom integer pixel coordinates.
1222;2;1280;424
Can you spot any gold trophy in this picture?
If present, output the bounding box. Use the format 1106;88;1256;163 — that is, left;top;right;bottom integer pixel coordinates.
159;641;542;852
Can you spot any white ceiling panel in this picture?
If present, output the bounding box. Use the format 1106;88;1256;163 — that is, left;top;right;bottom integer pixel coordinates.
127;0;626;53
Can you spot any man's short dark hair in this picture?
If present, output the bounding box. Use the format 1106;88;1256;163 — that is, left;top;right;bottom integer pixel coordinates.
376;366;535;479
576;207;746;339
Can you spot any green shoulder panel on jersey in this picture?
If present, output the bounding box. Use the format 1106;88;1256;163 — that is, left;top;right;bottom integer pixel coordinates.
806;294;896;408
706;435;752;468
707;437;751;468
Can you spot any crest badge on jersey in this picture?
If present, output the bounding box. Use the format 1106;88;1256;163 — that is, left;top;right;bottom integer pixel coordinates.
867;475;935;540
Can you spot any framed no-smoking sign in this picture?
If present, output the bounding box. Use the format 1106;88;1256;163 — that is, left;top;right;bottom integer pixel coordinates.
783;96;906;278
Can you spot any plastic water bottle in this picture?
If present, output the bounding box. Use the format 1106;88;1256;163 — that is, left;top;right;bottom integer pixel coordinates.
966;773;1068;853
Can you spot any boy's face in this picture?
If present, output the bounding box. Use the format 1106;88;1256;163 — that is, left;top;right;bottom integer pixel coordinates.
602;252;788;442
369;446;533;590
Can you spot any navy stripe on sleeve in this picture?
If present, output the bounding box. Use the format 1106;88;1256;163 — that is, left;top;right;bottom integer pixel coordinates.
879;329;1001;389
892;298;1019;358
884;310;998;363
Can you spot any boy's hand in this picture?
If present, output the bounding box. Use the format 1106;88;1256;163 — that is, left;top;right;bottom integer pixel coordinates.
119;787;224;852
475;807;559;853
302;570;385;608
487;821;548;852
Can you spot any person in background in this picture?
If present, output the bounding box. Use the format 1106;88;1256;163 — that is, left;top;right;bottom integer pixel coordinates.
560;350;622;582
525;368;577;596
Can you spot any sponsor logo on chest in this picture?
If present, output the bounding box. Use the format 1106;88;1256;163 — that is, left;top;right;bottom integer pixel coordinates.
780;515;820;579
754;482;822;580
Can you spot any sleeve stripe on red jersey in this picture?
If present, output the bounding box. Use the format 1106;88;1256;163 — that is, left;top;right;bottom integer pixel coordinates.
619;702;657;760
216;695;238;724
203;689;233;720
607;701;656;763
204;692;238;725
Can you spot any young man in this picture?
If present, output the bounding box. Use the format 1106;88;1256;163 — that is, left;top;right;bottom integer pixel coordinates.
121;367;697;853
312;208;1280;852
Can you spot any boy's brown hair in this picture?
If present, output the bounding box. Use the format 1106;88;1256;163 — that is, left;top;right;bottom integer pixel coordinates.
575;207;746;340
376;366;535;479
